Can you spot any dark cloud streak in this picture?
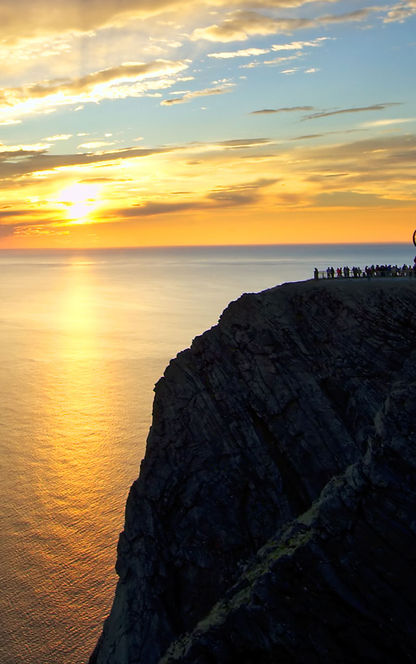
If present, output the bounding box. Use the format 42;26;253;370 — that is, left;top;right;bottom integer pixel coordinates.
250;106;314;114
112;177;276;218
303;102;402;120
0;146;177;179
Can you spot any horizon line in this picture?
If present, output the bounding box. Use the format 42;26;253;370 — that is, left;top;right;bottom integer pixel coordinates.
0;241;412;252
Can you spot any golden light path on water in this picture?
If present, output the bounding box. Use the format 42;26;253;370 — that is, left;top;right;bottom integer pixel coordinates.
0;255;170;663
0;245;413;663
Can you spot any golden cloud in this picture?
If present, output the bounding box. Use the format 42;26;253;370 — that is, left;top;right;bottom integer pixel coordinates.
191;8;376;42
0;0;347;44
0;60;189;122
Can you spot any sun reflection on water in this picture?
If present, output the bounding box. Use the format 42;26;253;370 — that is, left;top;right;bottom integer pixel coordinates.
0;258;154;663
30;263;126;660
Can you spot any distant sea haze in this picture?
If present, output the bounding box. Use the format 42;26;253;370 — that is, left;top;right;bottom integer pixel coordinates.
0;243;412;663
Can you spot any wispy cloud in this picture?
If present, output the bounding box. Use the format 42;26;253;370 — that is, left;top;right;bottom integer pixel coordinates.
314;191;411;207
297;134;416;196
0;145;178;180
290;127;365;140
239;52;301;68
250;105;314;114
112;176;276;218
262;53;302;65
361;118;416;128
271;36;332;50
215;137;272;147
77;141;116;150
303;103;402;120
207;47;270;59
160;83;234;105
45;134;73;141
0;135;274;182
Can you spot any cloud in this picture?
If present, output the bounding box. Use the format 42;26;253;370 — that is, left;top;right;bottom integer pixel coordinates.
207;47;270;58
271;37;332;50
290;133;324;140
315;191;411;207
239;52;302;68
211;176;277;188
45;134;73;141
112;176;276;218
115;200;198;216
215;137;272;147
383;1;416;23
0;59;189;123
303;103;402;120
0;1;184;43
0;136;272;182
0;206;64;238
318;8;378;24
191;8;377;42
211;0;340;6
0;145;177;180
0;142;51;156
0;1;349;45
262;53;302;65
160;83;234;105
297;134;416;182
289;127;365;140
303;132;416;156
250;105;314;114
77;141;116;149
0;208;41;218
192;11;311;42
0;0;413;70
265;132;415;208
361;118;416;128
2;128;415;241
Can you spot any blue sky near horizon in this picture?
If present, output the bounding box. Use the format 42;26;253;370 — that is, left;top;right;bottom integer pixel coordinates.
0;0;415;247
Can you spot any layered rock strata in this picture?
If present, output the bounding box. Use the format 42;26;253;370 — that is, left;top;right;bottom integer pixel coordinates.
90;278;416;664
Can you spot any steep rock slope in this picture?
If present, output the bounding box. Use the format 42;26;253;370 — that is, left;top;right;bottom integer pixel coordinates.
90;278;416;664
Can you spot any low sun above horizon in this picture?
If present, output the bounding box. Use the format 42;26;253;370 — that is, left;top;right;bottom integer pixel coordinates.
54;183;103;225
0;0;414;248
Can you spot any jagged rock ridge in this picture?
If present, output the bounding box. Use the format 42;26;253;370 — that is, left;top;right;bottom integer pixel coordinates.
90;278;416;664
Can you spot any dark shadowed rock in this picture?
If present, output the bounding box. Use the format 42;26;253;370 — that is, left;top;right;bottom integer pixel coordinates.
90;278;416;664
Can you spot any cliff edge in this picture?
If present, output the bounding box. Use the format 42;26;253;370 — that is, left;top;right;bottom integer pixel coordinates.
90;278;416;664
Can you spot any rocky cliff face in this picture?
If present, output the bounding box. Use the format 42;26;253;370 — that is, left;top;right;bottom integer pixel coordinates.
90;278;416;664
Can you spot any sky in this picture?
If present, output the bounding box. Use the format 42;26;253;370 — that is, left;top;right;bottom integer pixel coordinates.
0;0;415;248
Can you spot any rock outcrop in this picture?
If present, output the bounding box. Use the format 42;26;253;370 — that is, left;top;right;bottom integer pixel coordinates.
90;278;416;664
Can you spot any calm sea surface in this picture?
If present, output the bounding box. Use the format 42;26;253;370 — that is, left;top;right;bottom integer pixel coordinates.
0;244;412;663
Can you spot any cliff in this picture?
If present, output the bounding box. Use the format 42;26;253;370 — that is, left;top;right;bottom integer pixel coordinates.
90;278;416;664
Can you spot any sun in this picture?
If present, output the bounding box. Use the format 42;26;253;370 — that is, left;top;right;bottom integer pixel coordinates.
56;182;102;224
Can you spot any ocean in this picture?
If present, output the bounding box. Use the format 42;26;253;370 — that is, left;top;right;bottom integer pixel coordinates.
0;243;413;663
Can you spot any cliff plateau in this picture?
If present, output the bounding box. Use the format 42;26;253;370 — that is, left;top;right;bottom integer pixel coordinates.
90;278;416;664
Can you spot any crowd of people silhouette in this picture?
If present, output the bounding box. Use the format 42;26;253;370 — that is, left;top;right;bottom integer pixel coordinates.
314;260;416;280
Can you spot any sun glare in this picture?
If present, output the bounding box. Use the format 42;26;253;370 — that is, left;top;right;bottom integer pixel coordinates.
56;182;101;224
